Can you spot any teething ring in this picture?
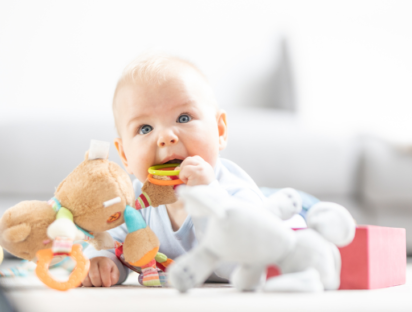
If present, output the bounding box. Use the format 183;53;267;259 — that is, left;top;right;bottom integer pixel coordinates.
35;244;90;291
148;164;184;185
148;174;183;186
148;164;181;176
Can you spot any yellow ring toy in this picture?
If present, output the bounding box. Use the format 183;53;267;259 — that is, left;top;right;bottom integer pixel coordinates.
36;244;90;291
148;164;181;176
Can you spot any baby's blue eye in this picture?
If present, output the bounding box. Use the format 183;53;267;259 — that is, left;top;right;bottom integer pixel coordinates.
177;114;191;123
139;125;153;135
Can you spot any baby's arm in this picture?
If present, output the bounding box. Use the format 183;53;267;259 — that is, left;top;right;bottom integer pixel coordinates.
82;224;129;287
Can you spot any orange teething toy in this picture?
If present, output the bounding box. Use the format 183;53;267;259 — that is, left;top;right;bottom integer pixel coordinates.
36;244;90;291
147;165;184;186
148;174;183;186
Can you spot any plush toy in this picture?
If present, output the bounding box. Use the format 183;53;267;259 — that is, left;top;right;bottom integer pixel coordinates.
168;186;356;292
0;140;173;290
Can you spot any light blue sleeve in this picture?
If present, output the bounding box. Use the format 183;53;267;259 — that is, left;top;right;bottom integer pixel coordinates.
214;158;266;204
208;179;264;205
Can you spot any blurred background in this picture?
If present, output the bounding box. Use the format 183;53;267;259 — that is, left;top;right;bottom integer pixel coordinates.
1;0;412;254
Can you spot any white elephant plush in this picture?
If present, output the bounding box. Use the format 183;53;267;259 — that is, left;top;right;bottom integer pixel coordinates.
168;186;356;293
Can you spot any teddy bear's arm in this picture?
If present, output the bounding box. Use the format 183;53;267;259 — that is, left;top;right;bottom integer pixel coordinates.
88;232;115;250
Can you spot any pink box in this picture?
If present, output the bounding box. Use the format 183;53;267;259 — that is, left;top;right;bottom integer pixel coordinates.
267;225;406;290
338;225;406;289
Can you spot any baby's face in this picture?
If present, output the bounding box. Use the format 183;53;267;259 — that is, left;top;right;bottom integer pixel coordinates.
114;67;227;182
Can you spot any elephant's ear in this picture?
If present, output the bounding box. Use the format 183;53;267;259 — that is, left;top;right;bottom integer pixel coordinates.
2;223;31;243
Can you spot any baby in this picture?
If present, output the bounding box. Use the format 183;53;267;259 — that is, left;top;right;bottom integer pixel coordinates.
81;54;270;287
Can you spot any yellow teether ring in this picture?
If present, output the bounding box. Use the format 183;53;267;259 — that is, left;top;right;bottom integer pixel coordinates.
36;244;90;291
148;164;181;176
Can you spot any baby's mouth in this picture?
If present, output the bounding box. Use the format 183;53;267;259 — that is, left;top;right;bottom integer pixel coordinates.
162;159;183;165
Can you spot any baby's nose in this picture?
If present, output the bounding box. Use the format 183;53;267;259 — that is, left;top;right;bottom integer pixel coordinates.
158;133;179;147
159;139;176;147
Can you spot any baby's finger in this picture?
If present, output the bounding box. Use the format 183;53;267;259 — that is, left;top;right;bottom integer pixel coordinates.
99;261;112;287
178;164;193;182
82;275;93;287
179;165;201;185
89;263;102;287
179;156;202;169
110;266;120;286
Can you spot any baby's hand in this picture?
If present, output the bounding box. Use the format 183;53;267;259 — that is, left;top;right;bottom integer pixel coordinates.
81;257;119;287
178;156;215;186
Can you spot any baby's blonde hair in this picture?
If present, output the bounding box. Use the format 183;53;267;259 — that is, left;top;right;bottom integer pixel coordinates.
113;53;207;104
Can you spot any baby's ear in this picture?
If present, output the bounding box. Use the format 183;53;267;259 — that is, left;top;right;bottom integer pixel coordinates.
217;110;228;151
2;223;31;243
178;186;226;219
114;138;133;174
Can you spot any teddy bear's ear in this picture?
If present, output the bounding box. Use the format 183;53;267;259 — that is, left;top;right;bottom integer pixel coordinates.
2;223;31;243
55;177;67;194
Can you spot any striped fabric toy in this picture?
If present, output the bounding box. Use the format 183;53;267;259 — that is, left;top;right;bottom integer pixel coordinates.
115;244;173;287
52;237;74;256
0;260;36;277
136;191;153;210
0;257;76;278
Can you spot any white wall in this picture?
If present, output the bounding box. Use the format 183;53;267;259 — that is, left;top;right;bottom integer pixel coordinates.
1;0;412;140
289;1;412;143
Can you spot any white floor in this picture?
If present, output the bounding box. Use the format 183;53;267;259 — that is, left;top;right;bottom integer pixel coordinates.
0;259;411;312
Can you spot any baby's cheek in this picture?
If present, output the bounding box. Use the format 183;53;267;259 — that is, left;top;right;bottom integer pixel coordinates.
127;151;152;181
186;133;218;163
194;144;219;168
136;164;152;183
129;162;147;182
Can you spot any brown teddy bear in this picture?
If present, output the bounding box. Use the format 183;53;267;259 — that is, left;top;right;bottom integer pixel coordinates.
0;140;174;290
